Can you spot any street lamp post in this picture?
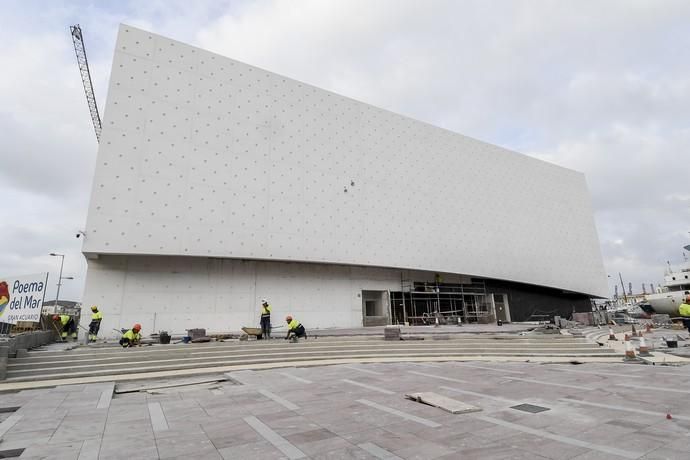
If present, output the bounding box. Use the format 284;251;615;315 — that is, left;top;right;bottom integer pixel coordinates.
49;253;67;309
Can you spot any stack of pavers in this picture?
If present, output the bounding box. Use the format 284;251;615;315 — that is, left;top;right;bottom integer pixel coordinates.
384;326;401;341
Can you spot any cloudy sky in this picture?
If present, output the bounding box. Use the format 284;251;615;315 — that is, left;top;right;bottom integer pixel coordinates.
1;0;689;302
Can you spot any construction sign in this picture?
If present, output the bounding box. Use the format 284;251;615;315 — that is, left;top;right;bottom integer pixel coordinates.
0;273;49;324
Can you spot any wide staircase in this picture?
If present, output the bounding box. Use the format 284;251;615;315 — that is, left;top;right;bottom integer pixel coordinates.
3;333;620;383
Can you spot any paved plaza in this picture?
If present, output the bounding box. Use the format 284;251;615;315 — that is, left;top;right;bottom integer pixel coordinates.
1;360;689;459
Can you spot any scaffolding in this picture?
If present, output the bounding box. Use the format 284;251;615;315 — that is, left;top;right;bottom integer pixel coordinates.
390;279;495;325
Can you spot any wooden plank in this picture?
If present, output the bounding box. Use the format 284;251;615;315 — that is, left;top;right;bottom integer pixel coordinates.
405;392;482;414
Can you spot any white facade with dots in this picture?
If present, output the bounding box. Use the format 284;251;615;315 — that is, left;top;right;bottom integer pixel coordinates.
81;25;606;336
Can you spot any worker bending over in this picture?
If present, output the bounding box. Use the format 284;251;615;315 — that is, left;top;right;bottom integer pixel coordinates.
88;306;103;342
679;295;690;333
285;315;307;342
53;314;77;341
120;324;142;348
260;299;272;339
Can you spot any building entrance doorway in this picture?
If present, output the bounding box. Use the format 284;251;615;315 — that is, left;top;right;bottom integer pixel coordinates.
493;293;511;323
362;290;388;326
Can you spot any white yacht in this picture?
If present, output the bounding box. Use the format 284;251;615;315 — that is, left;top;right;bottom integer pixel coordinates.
640;246;690;317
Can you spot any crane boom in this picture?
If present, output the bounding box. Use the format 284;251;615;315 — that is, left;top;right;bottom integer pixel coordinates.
70;24;102;143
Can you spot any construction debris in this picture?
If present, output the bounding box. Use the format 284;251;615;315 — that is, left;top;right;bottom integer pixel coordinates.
405;392;482;414
384;326;400;341
115;376;228;394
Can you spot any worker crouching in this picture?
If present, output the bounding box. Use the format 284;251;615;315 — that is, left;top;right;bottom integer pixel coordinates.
120;324;142;348
88;306;103;342
285;315;307;342
53;314;77;341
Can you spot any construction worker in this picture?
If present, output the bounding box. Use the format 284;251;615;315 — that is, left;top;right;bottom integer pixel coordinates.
679;295;690;333
52;314;77;341
88;306;103;342
119;324;142;348
260;299;272;340
285;315;307;342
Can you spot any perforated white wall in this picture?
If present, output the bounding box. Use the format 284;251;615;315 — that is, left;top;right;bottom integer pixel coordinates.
83;24;607;298
81;255;413;336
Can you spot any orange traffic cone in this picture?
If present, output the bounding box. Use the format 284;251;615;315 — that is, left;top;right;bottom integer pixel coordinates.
645;323;653;334
608;327;617;341
667;413;673;420
638;336;650;356
624;339;637;361
624;333;630;341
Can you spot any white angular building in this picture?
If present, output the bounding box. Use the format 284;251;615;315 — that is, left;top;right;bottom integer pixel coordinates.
81;25;607;337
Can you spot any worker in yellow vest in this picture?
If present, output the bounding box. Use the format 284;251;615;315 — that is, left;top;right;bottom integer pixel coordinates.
119;324;142;348
260;299;272;340
88;306;103;342
679;295;690;332
53;314;77;341
285;315;307;342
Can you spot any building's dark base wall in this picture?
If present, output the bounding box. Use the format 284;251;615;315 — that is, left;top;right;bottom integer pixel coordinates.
485;279;593;322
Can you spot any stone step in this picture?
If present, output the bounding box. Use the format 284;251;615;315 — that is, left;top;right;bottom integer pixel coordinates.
7;344;611;370
5;347;618;381
9;342;605;367
22;336;596;357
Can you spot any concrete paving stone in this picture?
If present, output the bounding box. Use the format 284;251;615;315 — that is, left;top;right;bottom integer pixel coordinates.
158;398;204;412
102;420;153;438
458;421;521;441
200;416;255;434
528;440;591;460
340;427;421;452
240;400;299;417
77;437;101;460
9;416;65;434
0;428;54;450
640;447;689;459
54;385;87;393
607;430;673;454
290;435;353;457
202;423;262;450
392;440;457;460
296;400;364;416
97;446;160;460
263;414;322;436
2;426;56;442
313;418;380;437
155;432;219;459
165;414;213;430
50;424;105;443
569;449;622;460
311;445;379;460
379;420;459;443
433;432;510;453
154;424;207;441
166;451;222;460
285;428;338;444
541;414;603;436
503;433;589;460
144;394;182;403
217;440;285;460
98;433;156;455
570;421;651;442
436;445;549;460
104;408;151;424
19;440;84;460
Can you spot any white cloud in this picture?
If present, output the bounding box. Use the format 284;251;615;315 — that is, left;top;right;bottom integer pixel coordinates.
1;0;689;301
